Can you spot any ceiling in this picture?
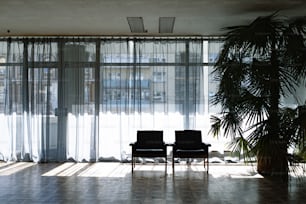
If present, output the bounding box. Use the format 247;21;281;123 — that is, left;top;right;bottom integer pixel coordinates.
0;0;306;36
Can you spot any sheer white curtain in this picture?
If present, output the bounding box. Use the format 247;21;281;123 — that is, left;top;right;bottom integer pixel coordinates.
0;40;24;161
62;39;97;162
98;39;204;160
27;38;59;162
0;37;205;162
0;39;60;162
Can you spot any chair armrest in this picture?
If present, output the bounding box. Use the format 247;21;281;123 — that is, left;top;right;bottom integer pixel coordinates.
203;143;211;147
130;142;167;149
199;143;211;150
173;142;210;150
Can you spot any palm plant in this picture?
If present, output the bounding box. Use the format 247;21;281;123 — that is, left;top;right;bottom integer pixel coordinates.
210;12;306;177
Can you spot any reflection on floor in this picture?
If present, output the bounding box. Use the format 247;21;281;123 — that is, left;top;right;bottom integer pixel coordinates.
0;162;305;203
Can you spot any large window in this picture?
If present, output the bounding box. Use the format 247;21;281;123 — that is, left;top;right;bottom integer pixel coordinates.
0;37;223;162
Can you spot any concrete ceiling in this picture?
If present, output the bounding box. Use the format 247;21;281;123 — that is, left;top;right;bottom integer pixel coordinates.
0;0;305;36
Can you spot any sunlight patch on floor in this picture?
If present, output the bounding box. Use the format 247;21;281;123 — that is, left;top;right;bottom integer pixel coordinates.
42;162;90;177
231;174;264;179
210;165;259;178
0;162;36;176
78;163;129;177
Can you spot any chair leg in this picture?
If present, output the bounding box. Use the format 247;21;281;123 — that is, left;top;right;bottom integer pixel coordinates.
132;156;134;173
204;157;206;169
172;156;175;174
165;156;167;174
206;157;209;174
203;156;208;173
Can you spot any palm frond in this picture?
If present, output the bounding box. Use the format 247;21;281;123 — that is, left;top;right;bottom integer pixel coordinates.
279;66;299;97
222;12;284;56
221;111;243;138
226;136;254;162
282;16;306;78
209;115;222;138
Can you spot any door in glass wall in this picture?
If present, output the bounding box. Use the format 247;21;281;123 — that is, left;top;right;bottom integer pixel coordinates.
28;67;58;161
60;43;96;162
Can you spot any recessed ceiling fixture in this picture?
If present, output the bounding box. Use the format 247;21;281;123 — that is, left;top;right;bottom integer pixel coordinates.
127;17;146;33
159;17;175;33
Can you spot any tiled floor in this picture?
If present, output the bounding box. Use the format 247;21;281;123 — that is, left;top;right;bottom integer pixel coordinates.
0;162;305;204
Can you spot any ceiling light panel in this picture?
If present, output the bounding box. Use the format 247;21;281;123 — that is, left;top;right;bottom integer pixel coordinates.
159;17;175;33
127;17;146;33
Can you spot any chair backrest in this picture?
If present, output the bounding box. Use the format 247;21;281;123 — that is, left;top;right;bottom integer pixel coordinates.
136;130;164;148
175;130;202;149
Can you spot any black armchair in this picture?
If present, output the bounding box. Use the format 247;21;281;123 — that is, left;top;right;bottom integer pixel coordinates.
130;130;167;173
172;130;211;173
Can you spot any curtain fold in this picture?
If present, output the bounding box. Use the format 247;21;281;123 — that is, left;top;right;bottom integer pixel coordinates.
0;40;24;161
0;37;206;162
62;39;97;162
27;38;58;162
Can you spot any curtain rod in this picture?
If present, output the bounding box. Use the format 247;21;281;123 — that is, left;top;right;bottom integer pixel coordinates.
0;35;224;40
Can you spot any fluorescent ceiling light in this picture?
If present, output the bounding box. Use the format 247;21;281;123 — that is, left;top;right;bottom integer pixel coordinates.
127;17;146;33
159;17;175;33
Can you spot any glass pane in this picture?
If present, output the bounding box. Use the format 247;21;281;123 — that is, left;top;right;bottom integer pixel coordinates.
208;66;221;113
7;41;24;63
28;42;58;62
207;41;223;63
28;68;58;161
101;40;131;63
64;42;96;62
135;41;186;63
